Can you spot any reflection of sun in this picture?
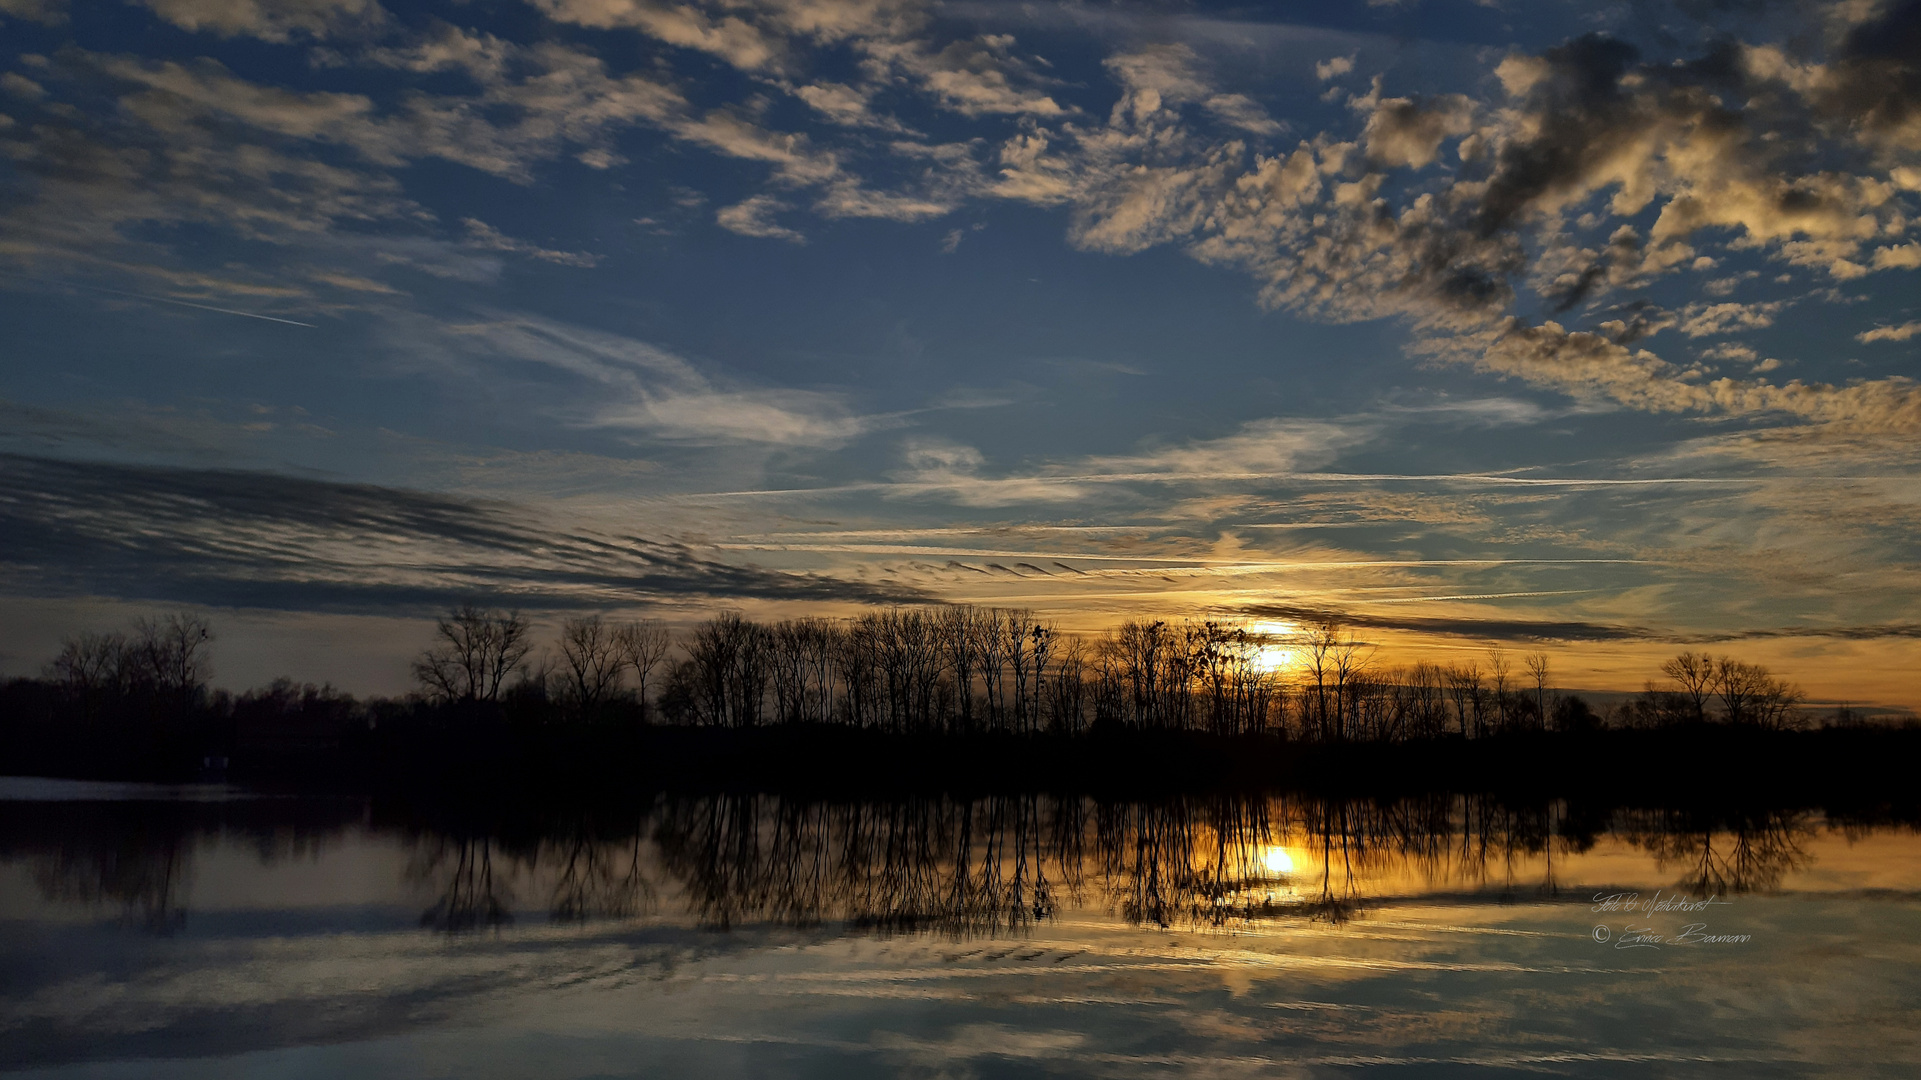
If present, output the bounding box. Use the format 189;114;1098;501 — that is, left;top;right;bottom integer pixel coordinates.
1262;846;1295;875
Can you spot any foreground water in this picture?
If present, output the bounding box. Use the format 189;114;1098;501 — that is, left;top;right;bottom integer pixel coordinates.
1;780;1917;1078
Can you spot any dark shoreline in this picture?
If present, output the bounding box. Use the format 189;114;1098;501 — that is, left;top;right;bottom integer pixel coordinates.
41;722;1916;815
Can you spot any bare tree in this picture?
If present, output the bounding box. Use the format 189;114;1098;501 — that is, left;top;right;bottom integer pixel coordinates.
1047;634;1088;735
1444;662;1484;739
1004;610;1034;733
1329;631;1375;741
1303;623;1338;740
46;631;132;720
558;615;626;713
686;612;769;727
1715;657;1804;728
129;613;214;706
1404;662;1449;739
412;606;533;703
938;607;980;733
1524;653;1551;732
974;610;1008;730
1661;652;1716;723
616;619;672;721
1486;649;1512;733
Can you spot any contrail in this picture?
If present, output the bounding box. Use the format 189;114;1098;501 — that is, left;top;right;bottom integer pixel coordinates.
8;274;319;328
127;292;318;328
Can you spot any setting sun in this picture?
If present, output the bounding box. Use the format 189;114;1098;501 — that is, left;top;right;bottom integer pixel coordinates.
1249;621;1301;674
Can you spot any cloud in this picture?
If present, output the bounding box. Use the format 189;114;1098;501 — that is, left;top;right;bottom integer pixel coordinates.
530;0;787;72
1238;600;1921;645
1678;301;1785;338
1357;85;1475;169
1873;241;1921;268
0;453;922;613
883;439;1093;506
978;21;1920;352
133;0;386;41
716;195;807;242
1476;318;1921;433
434;316;879;447
814;181;953;222
1080;417;1372;479
1239;601;1653;642
1699;342;1758;364
5;1;1918;465
792;81;898;130
1858;320;1921;342
0;0;65;23
460;218;601;267
911;36;1066;117
1203;93;1285;136
1315;55;1355;81
1;72;46;99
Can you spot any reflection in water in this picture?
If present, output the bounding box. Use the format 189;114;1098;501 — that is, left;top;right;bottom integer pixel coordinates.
30;825;192;933
0;791;1911;1080
545;825;655;923
1626;808;1815;894
0;794;1849;937
412;835;514;932
652;795;1078;935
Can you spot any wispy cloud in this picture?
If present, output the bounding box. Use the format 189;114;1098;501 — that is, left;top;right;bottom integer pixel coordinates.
408;314;884;449
716;196;806;243
1858;320;1921;343
0;454;922;612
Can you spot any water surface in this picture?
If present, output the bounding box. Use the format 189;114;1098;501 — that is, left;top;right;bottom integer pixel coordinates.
2;781;1917;1077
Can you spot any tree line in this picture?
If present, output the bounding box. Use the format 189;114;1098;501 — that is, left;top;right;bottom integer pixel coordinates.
0;602;1837;783
398;604;1821;739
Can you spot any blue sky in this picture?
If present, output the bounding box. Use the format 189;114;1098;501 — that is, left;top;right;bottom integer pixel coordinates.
1;0;1918;698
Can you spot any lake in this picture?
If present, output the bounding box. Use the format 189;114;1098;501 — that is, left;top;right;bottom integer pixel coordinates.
2;779;1918;1077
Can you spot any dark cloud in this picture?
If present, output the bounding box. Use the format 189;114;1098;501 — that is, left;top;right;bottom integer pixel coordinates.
1238;602;1654;643
1476;33;1736;237
1821;0;1921;149
1239;601;1921;646
0;454;925;613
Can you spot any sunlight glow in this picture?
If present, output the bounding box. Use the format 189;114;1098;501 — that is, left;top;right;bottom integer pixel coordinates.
1248;621;1301;674
1251;644;1296;673
1262;846;1295;875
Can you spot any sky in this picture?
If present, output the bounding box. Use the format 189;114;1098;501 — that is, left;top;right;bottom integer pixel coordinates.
0;0;1917;701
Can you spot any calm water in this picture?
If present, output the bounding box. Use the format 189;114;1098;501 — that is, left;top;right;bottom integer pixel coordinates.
2;780;1918;1078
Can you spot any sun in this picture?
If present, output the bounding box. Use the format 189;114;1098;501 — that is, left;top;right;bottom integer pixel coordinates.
1251;644;1295;673
1247;620;1300;674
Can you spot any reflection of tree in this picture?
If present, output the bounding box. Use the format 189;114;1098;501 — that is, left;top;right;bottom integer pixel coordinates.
413;835;513;931
6;800;368;935
1093;797;1285;927
0;792;1851;947
1627;809;1813;894
649;794;1081;935
544;826;655;922
31;828;192;933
